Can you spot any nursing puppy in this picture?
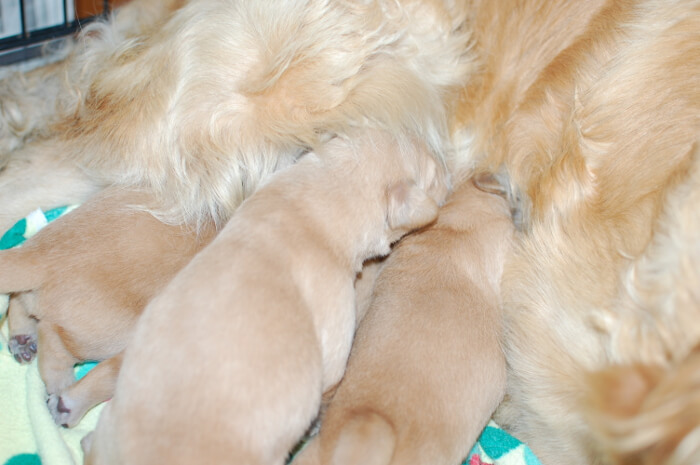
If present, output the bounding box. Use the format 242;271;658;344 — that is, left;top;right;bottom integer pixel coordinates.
294;177;513;465
83;130;448;465
1;187;215;427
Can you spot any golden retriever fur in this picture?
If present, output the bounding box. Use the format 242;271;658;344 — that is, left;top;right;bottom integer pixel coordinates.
293;178;513;465
584;142;700;465
2;0;474;226
82;130;447;465
447;1;700;463
0;0;184;164
0;187;215;427
0;0;698;463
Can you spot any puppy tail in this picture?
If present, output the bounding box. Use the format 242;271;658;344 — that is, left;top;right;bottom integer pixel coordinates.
0;247;44;293
329;410;396;465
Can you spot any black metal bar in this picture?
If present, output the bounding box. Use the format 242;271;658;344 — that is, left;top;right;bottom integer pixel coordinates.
19;0;28;38
0;1;113;66
63;0;69;26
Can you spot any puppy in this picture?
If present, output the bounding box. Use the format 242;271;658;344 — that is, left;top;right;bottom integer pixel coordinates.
83;130;448;465
448;0;700;463
1;187;215;427
293;176;513;465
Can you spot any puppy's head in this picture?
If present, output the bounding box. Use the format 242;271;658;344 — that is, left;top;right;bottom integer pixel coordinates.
586;345;700;465
383;134;449;243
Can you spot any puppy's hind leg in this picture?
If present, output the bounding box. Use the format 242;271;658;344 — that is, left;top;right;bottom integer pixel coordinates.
7;294;38;363
37;321;78;396
48;352;123;428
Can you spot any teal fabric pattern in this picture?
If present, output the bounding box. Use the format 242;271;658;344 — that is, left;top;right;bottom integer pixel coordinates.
464;422;543;465
0;206;77;250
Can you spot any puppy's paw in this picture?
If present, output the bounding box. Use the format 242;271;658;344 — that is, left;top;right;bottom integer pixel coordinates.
8;334;37;363
47;393;78;428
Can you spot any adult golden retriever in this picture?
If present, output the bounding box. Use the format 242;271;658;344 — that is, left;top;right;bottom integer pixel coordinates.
0;0;699;464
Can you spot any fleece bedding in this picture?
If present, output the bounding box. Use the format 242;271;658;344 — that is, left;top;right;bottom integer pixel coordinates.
0;207;542;465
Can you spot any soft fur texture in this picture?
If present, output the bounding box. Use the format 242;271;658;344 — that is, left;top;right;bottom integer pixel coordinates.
293;178;513;465
1;0;699;463
1;187;215;427
0;140;103;234
584;142;700;465
448;1;700;464
82;130;447;465
2;0;474;226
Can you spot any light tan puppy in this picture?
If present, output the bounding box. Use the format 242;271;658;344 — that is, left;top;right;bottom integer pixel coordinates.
83;130;448;465
294;177;513;465
1;187;215;427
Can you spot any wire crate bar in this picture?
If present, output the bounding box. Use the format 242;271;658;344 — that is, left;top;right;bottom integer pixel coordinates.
0;0;110;66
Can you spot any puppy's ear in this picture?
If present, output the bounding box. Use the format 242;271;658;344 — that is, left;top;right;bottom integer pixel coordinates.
473;172;508;197
386;180;439;233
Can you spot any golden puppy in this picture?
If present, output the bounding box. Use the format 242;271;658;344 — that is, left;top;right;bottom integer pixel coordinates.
294;176;513;465
1;187;215;427
83;130;448;465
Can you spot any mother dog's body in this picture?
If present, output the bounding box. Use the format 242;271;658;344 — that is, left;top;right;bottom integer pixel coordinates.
452;1;700;463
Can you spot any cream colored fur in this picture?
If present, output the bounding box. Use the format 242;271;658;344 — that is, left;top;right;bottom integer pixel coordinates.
1;0;698;463
584;142;700;465
2;0;473;226
448;1;700;464
83;130;447;465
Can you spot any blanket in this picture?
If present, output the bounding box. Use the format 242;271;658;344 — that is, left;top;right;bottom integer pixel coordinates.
0;207;542;465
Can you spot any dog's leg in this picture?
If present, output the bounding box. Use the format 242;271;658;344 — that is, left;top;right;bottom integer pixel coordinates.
6;293;38;363
48;352;122;427
37;322;78;395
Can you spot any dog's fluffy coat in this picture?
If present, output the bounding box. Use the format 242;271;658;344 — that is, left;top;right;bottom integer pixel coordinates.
2;0;474;225
450;1;700;463
0;0;699;463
